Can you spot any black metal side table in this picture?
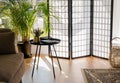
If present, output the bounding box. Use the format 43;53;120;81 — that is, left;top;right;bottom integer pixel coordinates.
30;37;62;78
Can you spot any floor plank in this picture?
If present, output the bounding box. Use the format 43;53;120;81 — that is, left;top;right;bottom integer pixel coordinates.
22;55;112;83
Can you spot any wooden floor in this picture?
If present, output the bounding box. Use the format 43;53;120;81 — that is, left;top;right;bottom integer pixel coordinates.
22;55;112;83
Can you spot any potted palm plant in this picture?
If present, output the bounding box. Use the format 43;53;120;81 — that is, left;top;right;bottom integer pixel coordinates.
0;0;38;58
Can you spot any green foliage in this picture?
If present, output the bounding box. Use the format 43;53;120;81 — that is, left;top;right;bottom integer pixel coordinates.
0;0;58;41
0;0;37;41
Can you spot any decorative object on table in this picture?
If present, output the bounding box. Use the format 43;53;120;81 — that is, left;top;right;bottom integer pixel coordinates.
110;37;120;68
83;69;120;83
33;28;44;43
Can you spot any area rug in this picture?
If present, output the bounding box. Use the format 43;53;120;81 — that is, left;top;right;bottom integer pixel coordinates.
82;69;120;83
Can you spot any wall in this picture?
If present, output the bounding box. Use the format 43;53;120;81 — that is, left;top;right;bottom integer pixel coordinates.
113;0;120;38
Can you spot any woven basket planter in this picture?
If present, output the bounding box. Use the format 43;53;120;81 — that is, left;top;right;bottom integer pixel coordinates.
110;37;120;68
110;46;120;68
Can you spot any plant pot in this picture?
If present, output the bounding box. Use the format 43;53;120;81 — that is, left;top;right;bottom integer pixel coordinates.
17;41;32;58
33;36;40;43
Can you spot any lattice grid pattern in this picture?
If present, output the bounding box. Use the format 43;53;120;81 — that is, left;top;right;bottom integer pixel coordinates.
93;0;112;58
49;0;69;58
72;0;91;58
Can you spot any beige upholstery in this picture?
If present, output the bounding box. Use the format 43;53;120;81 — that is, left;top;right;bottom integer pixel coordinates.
0;53;25;83
0;28;25;83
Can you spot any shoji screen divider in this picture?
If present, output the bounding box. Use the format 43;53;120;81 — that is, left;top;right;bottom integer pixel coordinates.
93;0;114;58
72;0;91;58
49;0;114;59
49;0;69;58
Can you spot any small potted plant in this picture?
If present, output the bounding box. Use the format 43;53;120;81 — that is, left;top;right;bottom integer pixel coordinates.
33;28;44;43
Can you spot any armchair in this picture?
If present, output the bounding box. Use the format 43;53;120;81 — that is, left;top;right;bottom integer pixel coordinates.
0;28;25;83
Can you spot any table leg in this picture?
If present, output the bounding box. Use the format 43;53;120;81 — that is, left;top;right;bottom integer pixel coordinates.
32;45;39;77
53;45;62;71
50;46;56;78
37;45;41;69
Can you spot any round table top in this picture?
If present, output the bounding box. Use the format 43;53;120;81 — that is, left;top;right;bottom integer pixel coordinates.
30;37;60;45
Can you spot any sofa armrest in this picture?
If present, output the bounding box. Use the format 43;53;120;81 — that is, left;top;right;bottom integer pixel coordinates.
0;53;25;83
0;82;7;83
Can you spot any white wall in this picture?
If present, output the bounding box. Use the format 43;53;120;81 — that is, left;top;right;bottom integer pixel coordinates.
113;0;120;38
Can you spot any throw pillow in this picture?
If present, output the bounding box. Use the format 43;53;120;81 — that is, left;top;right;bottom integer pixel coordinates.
0;32;16;54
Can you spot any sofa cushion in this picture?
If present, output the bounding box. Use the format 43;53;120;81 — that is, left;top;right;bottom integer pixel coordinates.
0;32;16;54
0;53;24;82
